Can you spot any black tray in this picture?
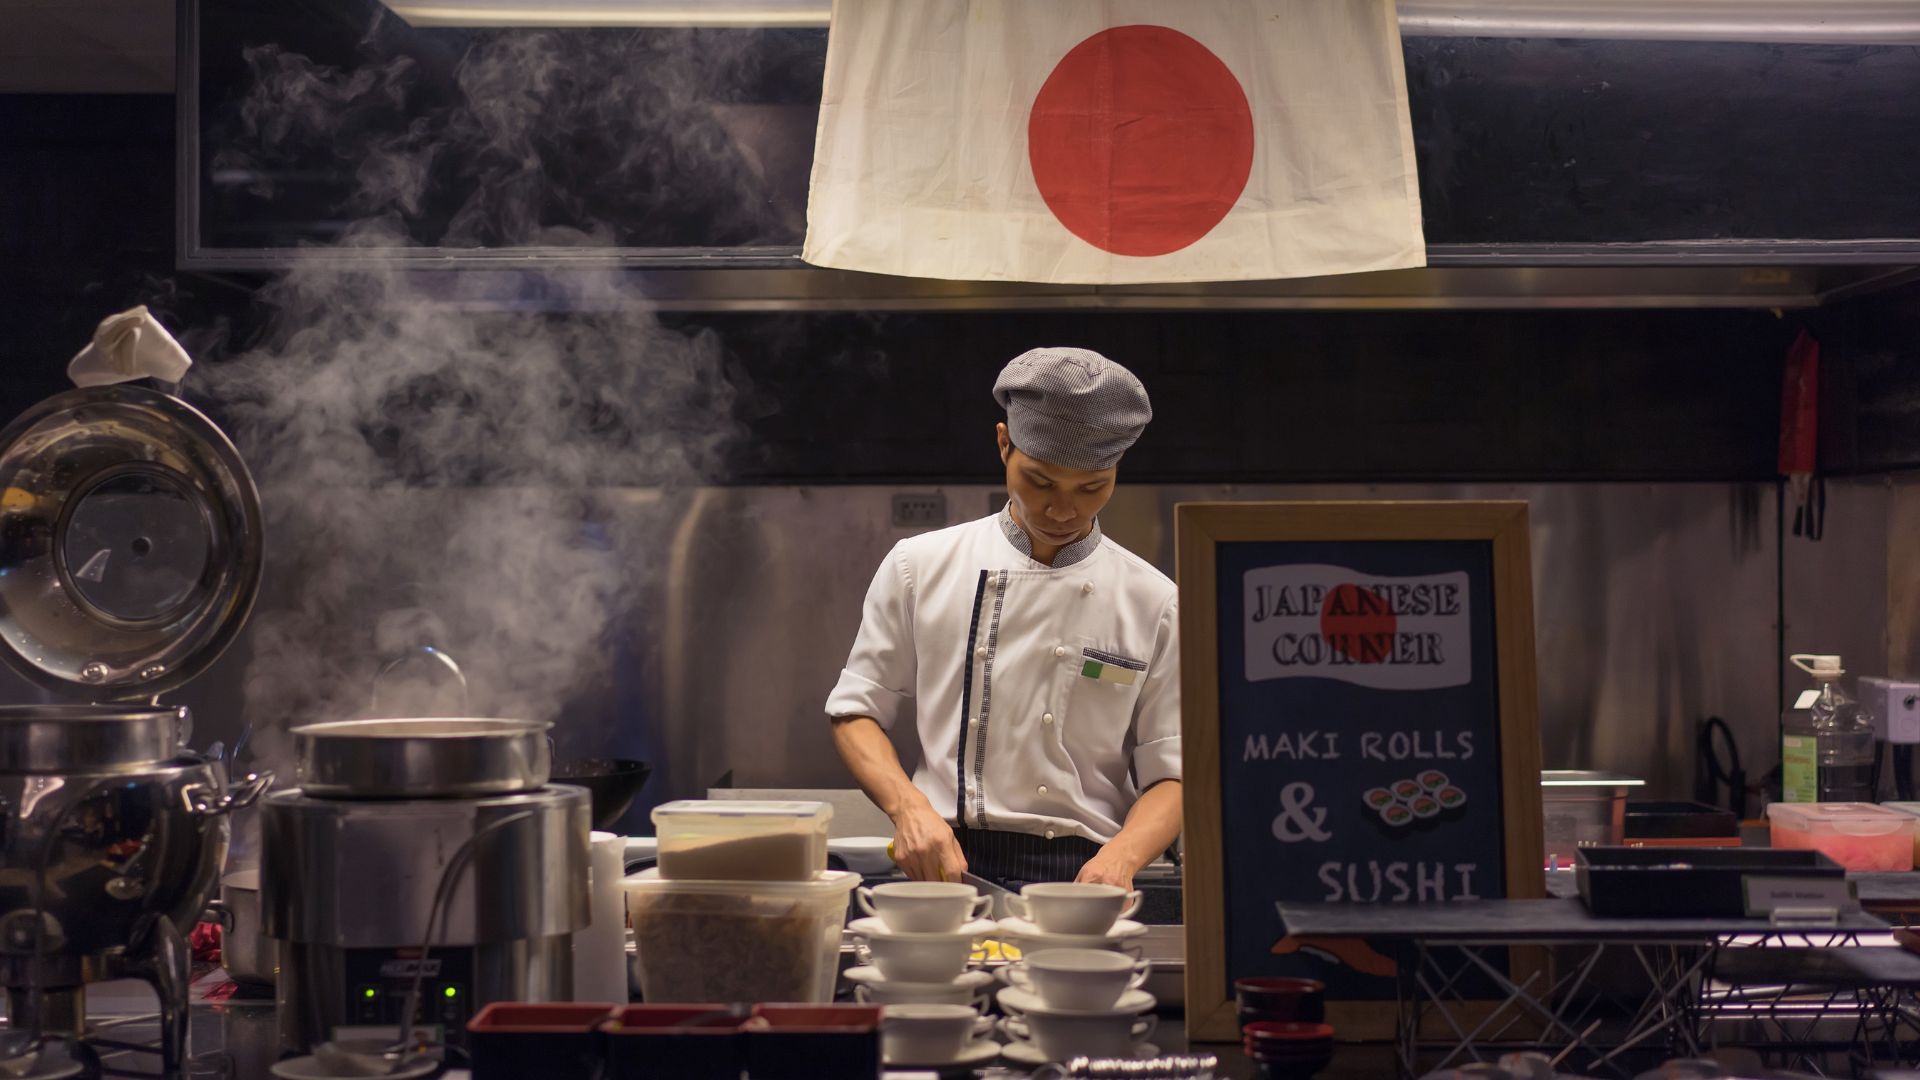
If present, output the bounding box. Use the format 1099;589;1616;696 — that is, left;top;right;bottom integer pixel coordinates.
1576;846;1845;917
1624;800;1739;840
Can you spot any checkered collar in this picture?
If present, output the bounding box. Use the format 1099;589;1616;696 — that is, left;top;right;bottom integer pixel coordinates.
998;503;1102;569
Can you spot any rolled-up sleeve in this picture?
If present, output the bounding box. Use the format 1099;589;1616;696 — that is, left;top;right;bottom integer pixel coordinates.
1130;594;1182;789
825;543;917;730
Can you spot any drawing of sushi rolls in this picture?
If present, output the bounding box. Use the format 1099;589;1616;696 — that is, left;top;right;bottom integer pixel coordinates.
1409;794;1442;819
1418;769;1449;792
1436;785;1467;810
1379;802;1414;827
1391;778;1423;801
1364;787;1396;811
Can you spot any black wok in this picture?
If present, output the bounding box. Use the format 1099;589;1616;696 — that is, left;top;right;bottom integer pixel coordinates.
551;757;652;830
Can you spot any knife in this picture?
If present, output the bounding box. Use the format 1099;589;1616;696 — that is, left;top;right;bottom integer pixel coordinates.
884;841;1013;917
959;871;1014;921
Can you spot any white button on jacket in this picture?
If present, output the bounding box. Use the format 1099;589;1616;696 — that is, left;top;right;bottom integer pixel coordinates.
826;509;1181;844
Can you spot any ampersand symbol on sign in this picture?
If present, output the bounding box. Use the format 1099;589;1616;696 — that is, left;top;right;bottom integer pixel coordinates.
1271;781;1331;843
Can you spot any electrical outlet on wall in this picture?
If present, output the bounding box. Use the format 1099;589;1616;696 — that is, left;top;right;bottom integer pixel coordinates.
891;493;947;529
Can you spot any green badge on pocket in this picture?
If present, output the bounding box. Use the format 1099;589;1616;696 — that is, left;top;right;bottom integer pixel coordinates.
1080;658;1138;686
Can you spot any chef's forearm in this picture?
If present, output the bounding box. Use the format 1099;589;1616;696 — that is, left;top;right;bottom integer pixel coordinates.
830;715;935;820
1103;779;1183;872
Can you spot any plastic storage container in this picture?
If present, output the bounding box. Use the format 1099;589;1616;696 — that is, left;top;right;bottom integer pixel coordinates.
1877;802;1920;864
1576;846;1845;917
1766;802;1915;871
651;800;833;881
746;1004;883;1080
1623;800;1741;848
622;868;859;1003
466;1003;617;1080
601;1004;749;1080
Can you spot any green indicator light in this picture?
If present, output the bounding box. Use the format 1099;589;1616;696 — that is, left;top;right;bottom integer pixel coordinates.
443;987;458;999
362;988;376;1000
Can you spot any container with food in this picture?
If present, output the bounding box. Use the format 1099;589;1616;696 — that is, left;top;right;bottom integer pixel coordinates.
1878;801;1920;864
651;799;833;881
1541;770;1645;867
622;868;859;1003
1766;802;1915;871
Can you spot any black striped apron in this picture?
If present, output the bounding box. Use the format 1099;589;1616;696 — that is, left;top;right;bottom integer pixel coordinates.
953;825;1101;891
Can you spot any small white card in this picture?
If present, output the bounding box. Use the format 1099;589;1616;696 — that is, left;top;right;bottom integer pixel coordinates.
1794;689;1822;710
1743;875;1859;918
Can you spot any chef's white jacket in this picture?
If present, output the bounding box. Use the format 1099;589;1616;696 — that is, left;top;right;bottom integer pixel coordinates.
827;509;1181;844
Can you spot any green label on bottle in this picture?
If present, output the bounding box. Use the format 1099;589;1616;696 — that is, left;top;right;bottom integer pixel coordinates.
1783;734;1818;803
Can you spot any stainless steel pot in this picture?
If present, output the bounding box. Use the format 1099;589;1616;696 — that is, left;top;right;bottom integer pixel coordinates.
292;718;551;798
262;784;589;1052
211;870;274;987
0;756;269;974
1;704;192;773
1541;769;1646;865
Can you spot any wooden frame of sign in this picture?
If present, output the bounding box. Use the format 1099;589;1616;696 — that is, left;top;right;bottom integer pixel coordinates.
1178;500;1545;1042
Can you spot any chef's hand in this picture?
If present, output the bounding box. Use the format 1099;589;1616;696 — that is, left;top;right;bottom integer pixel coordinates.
1074;845;1138;890
891;804;968;883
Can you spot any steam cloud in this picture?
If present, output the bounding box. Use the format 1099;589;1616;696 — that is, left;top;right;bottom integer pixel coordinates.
190;23;762;767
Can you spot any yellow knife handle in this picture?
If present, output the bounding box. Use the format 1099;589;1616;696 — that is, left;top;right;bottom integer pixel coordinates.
884;840;946;881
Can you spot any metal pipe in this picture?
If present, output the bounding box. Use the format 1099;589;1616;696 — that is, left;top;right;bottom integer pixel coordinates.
379;0;1920;45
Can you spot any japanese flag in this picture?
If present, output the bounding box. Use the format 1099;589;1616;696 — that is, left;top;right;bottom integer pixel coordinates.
802;0;1426;285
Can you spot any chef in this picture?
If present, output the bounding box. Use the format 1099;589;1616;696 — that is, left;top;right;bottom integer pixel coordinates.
827;347;1181;891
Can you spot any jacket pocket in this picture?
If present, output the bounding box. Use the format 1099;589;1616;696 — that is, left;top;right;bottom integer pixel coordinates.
1059;642;1146;768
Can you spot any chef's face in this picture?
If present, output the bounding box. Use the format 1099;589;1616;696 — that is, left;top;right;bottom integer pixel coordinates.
997;422;1117;551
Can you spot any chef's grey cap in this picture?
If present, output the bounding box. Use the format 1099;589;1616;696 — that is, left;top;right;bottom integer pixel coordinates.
993;347;1151;471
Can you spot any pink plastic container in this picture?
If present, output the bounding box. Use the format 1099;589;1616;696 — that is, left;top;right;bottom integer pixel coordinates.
1767;802;1915;871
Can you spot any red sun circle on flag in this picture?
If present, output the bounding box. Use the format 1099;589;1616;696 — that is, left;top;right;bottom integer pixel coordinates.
1027;25;1256;258
1320;583;1396;664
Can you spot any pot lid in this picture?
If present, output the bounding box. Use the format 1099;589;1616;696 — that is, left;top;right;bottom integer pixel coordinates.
0;384;262;701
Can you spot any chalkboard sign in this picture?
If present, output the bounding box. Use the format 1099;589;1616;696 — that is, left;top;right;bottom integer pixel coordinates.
1178;502;1545;1040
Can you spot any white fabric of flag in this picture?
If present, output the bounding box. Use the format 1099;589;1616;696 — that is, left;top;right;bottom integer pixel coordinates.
802;0;1426;284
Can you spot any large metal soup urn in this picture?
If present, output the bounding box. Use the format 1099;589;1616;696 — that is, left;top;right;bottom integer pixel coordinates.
0;384;265;1078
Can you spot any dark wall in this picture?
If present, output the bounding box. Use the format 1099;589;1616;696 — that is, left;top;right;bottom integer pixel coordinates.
0;95;178;415
1811;280;1920;474
4;93;1792;485
695;308;1791;484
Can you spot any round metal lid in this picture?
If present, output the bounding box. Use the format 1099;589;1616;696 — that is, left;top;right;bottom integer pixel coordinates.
0;384;262;701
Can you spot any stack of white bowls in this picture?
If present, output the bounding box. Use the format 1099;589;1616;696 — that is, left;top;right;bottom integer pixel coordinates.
843;882;1001;1068
995;882;1150;952
995;947;1158;1063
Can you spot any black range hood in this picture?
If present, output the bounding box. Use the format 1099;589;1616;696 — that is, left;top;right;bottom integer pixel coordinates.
179;0;1920;309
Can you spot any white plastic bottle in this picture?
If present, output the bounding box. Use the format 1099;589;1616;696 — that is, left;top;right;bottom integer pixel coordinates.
1787;654;1878;803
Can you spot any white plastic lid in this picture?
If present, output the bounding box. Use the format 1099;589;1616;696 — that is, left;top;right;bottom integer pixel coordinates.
651;799;833;821
1792;654;1845;678
1767;801;1908;823
620;867;859;897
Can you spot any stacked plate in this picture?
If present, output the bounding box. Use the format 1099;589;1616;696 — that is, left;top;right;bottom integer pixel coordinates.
996;948;1159;1064
843;882;1001;1068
